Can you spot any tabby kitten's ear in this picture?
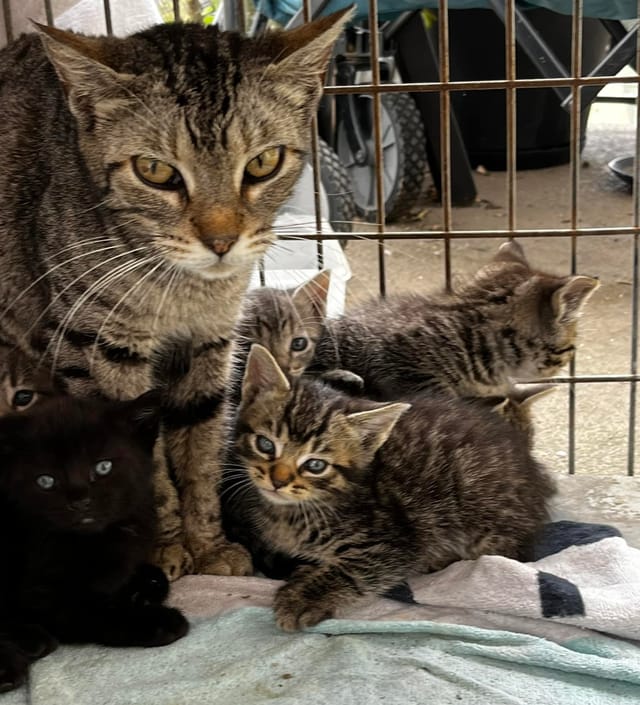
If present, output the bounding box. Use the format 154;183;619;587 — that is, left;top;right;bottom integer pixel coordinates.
32;23;134;127
292;270;331;320
552;275;599;323
266;7;354;92
493;240;529;267
242;344;290;404
346;403;411;458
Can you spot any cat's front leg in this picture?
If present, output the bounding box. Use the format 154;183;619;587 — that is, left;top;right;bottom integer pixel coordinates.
274;564;367;632
0;624;58;692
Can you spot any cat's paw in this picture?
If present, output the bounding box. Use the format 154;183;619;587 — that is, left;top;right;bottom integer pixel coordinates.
274;584;335;632
0;645;30;693
153;543;194;581
195;541;253;576
122;606;189;648
124;564;170;606
10;624;57;661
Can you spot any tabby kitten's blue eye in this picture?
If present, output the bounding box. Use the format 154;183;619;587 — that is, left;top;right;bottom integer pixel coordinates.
94;460;113;477
36;475;55;490
302;459;328;475
132;156;184;191
290;337;308;352
244;147;284;184
13;389;35;408
255;435;275;455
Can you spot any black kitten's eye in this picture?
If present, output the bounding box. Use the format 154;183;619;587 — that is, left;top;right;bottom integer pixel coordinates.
94;460;113;477
132;156;184;191
302;458;328;475
290;337;308;352
36;475;55;490
13;389;35;409
255;435;275;455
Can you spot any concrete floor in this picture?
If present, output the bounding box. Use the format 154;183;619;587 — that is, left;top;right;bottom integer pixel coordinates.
343;100;640;481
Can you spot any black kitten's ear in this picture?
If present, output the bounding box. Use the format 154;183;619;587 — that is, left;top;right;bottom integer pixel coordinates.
31;22;136;127
552;275;599;323
493;240;529;267
119;391;162;450
346;403;411;455
292;270;331;320
242;345;290;403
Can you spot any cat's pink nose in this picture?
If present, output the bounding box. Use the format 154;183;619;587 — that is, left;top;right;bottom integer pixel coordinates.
209;237;236;256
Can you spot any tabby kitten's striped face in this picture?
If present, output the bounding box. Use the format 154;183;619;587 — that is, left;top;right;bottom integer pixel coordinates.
36;13;350;281
236;345;407;506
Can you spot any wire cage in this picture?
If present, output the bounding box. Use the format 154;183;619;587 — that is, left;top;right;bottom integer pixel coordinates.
2;0;640;479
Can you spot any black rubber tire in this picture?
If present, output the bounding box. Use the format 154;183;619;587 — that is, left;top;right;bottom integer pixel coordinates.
336;92;428;222
317;138;356;234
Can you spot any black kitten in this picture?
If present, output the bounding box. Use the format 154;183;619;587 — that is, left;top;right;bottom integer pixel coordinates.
0;392;188;692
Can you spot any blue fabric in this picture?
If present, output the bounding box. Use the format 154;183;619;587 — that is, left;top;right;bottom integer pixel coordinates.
259;0;638;25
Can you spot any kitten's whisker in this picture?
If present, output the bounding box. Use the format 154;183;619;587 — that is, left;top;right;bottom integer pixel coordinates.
152;265;182;333
42;236;118;261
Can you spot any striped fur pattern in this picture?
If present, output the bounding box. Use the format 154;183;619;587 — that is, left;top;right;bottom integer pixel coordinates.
0;12;350;579
234;346;555;631
310;240;599;401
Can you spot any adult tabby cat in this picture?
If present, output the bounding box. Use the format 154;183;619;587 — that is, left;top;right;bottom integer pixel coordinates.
0;10;350;578
234;345;554;630
0;393;188;692
309;240;598;401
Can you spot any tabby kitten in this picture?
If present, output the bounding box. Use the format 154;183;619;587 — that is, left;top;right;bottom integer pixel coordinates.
234;346;554;630
0;11;350;579
0;350;60;415
309;240;598;401
0;393;188;692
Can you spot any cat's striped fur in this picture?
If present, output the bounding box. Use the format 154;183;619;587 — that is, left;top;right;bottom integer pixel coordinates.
0;12;351;578
309;241;598;401
234;346;555;631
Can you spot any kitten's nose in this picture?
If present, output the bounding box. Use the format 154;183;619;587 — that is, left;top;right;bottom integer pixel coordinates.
271;463;293;489
208;237;237;256
69;498;91;512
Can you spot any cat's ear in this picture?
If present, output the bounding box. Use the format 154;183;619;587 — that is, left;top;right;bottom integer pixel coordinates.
266;7;354;92
119;390;162;451
32;23;135;127
510;383;556;407
242;344;290;403
552;275;599;323
493;240;529;267
292;270;331;320
346;403;410;455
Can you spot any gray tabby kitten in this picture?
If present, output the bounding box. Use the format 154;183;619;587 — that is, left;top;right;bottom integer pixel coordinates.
309;240;599;401
0;11;350;578
0;351;61;415
235;345;554;631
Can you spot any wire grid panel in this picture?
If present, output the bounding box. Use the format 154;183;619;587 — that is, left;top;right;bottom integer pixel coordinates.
4;0;640;476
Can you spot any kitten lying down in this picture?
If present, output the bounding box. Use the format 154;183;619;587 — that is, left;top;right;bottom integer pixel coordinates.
233;345;555;631
0;393;188;692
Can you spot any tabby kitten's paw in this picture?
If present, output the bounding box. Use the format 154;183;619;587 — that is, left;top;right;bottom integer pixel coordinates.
274;583;335;632
154;543;194;581
196;541;253;577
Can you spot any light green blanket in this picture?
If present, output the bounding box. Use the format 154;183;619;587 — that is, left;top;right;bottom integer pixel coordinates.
4;607;639;705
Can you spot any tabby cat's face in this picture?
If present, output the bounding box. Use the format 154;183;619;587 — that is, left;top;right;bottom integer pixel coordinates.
235;345;407;507
470;241;599;379
38;14;349;280
0;353;58;416
0;394;159;532
239;272;330;378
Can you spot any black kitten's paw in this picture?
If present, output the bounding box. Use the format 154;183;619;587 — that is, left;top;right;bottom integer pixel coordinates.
10;624;58;661
0;645;30;693
123;606;189;647
124;563;170;606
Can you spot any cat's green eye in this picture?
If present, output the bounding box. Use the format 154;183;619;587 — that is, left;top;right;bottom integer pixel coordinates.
94;460;113;477
133;156;184;190
36;475;55;490
255;435;275;455
244;147;284;184
290;337;308;352
13;389;35;409
302;458;328;475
